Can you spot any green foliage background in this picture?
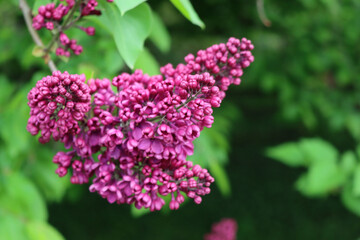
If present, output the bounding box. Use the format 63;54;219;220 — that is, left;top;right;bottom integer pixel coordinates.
1;0;360;239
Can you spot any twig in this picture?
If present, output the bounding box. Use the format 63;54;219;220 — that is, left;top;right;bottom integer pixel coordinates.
19;0;58;72
44;0;82;55
256;0;271;27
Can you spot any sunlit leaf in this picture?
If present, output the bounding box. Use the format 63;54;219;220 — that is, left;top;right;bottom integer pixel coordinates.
266;142;305;167
134;48;160;75
353;164;360;197
296;160;345;197
299;138;338;164
113;0;146;15
340;151;356;176
170;0;205;29
98;2;153;68
32;0;51;15
27;147;70;202
0;75;15;109
342;182;360;217
25;221;65;240
0;213;28;240
0;173;47;221
0;87;32;161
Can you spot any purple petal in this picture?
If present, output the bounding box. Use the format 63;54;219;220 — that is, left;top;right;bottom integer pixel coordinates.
107;193;117;203
89;132;100;146
138;139;151;150
110;147;120;159
132;127;143;140
183;142;194;155
151;140;164;154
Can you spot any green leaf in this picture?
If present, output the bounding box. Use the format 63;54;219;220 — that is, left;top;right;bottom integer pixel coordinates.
340;151;357;176
346;114;360;140
189;130;231;196
77;63;96;80
133;48;160;75
266;142;305;167
356;145;360;159
25;221;65;240
99;2;153;68
28;148;70;202
295;160;345;197
32;0;51;15
342;182;360;217
0;212;28;240
0;173;47;221
299;138;338;164
208;160;231;197
0;87;32;161
149;13;171;53
0;75;15;109
113;0;146;15
170;0;205;29
353;164;360;196
130;204;150;218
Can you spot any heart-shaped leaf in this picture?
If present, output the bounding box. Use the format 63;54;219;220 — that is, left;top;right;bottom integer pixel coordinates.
113;0;146;15
98;2;153;68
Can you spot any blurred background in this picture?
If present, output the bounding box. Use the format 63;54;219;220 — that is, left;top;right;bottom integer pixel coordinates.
1;0;360;239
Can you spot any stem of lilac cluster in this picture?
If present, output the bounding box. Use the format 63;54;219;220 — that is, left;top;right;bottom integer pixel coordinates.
148;91;202;122
44;0;82;55
19;0;58;72
256;0;271;27
175;91;201;112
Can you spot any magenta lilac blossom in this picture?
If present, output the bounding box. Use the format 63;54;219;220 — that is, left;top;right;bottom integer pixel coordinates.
27;37;254;211
32;0;113;57
204;218;238;240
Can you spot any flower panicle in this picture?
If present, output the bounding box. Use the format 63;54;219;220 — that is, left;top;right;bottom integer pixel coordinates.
26;37;254;211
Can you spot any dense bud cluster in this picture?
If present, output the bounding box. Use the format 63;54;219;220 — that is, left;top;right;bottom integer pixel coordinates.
32;0;113;57
204;218;238;240
27;37;254;211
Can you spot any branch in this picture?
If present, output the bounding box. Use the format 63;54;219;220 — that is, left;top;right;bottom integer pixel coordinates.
19;0;58;72
256;0;271;27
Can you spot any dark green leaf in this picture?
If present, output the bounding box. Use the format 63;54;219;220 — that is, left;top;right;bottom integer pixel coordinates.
130;204;150;218
208;160;231;197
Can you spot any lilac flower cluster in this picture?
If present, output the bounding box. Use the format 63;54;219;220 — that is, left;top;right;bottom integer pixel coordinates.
27;37;254;211
204;218;238;240
32;0;113;57
26;71;91;144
